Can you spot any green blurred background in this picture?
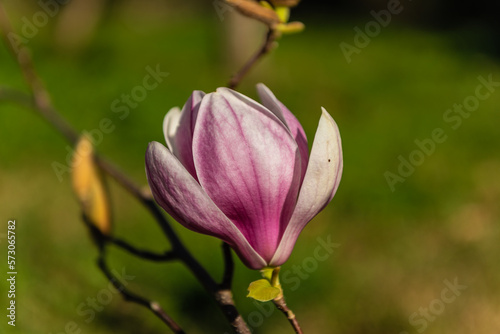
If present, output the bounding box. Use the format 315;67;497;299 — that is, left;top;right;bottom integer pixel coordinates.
1;0;499;333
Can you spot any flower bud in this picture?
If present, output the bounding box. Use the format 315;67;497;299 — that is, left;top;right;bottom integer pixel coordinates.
146;84;342;269
72;136;112;235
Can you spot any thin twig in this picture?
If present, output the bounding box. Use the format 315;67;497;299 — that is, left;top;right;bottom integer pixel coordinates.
93;157;186;252
81;214;177;262
228;29;277;89
0;87;33;108
0;4;251;333
221;242;235;290
97;246;186;334
0;5;78;145
216;242;248;334
271;267;304;333
83;213;184;332
109;237;177;261
273;296;304;334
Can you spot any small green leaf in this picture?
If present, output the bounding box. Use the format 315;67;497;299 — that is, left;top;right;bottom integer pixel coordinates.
247;279;281;302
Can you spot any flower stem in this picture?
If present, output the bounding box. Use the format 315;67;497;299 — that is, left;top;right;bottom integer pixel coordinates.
228;28;278;89
273;295;304;334
271;266;281;288
268;267;304;333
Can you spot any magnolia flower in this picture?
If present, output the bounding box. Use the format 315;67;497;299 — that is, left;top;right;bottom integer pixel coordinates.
145;84;342;270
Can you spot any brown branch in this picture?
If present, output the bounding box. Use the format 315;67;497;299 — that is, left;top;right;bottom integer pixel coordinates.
178;243;250;333
93;157;187;252
96;246;185;333
0;4;250;333
0;6;78;145
214;243;250;333
221;242;235;290
109;237;177;261
215;289;249;334
228;29;278;89
81;214;177;262
0;87;33;108
273;296;304;334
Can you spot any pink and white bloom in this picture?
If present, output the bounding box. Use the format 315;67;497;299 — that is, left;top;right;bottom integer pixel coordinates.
145;84;342;269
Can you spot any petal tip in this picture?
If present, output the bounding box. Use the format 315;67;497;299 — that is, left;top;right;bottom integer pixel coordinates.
146;141;169;164
147;140;162;150
320;106;333;120
320;107;341;133
256;82;270;93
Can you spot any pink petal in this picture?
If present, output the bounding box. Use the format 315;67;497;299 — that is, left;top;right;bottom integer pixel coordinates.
163;91;205;179
270;108;343;266
192;89;302;263
146;141;266;269
256;83;309;182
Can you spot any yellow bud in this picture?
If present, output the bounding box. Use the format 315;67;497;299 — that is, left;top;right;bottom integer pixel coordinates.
71;136;112;235
275;21;305;35
275;6;290;23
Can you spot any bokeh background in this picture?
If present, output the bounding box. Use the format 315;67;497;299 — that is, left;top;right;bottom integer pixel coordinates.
1;0;500;333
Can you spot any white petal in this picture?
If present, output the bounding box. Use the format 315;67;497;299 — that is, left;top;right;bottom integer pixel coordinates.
163;107;181;153
270;107;343;266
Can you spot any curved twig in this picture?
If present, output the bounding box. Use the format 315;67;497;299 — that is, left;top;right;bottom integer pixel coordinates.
97;246;185;333
228;29;278;89
221;242;235;290
273;296;304;334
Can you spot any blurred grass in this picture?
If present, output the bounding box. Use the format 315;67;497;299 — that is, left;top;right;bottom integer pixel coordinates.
1;2;500;334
